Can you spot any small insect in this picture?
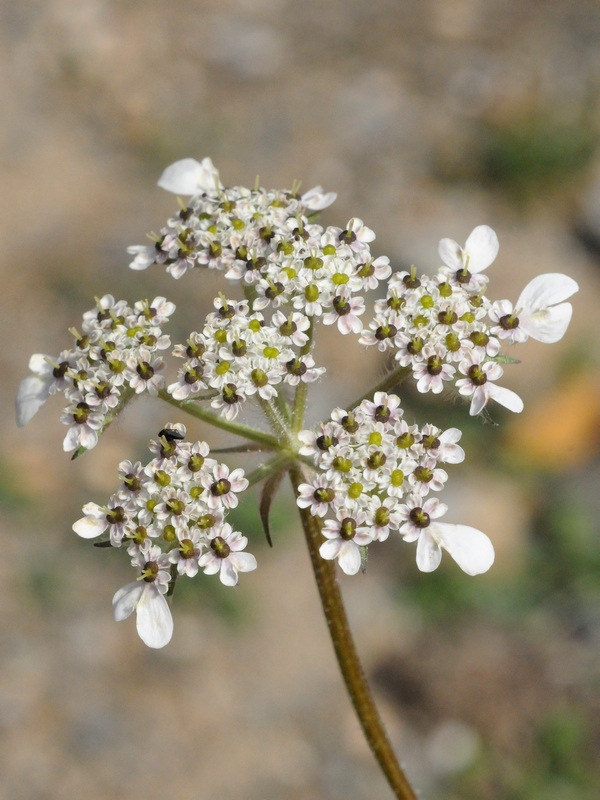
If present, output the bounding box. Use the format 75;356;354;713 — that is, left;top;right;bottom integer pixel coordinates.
158;427;185;442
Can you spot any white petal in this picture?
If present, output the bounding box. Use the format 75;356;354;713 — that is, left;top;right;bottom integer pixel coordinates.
301;186;337;210
15;375;51;426
28;354;54;376
468;387;487;416
228;552;257;574
464;225;499;273
416;530;442;572
487;383;524;413
338;542;361;575
157;157;222;195
219;560;238;586
516;273;579;313
127;245;155;271
438;237;463;270
135;584;174;648
320;539;342;560
72;515;108;539
112;582;144;621
432;523;495;576
519;303;573;344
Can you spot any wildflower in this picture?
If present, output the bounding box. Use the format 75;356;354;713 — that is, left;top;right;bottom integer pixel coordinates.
456;350;523;416
438;225;499;285
399;496;494;575
489;273;578;344
319;512;373;575
112;546;173;648
199;524;257;586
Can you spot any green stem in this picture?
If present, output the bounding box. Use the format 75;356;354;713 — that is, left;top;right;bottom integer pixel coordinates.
289;466;418;800
346;364;411;411
257;397;290;445
158;389;279;449
292;317;315;433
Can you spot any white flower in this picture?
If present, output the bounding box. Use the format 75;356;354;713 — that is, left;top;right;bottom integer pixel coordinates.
73;500;131;546
301;185;337;211
319;513;372;575
491;273;579;344
112;547;173;648
296;477;338;517
202;464;249;509
199;524;257;586
399;496;494;575
455;350;523;416
420;425;465;464
322;290;365;334
438;225;499;275
157;157;223;195
16;353;72;426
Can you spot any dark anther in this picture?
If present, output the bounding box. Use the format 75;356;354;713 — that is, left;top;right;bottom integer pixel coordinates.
316;434;338;451
409;507;430;528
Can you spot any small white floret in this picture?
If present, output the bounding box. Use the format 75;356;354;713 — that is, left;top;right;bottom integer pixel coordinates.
438;225;499;274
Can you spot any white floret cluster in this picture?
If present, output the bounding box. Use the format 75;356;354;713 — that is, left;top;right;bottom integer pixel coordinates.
128;157;391;335
72;424;256;648
359;227;579;415
167;295;325;420
16;295;175;452
297;392;494;577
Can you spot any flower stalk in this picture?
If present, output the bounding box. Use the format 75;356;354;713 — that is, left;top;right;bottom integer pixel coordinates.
289;464;418;800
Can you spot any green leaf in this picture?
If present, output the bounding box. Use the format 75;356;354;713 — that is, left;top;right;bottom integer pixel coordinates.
71;445;87;460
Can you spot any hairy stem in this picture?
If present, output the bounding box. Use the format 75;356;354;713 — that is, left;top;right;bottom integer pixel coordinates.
289;466;418;800
158;389;279;449
257;397;290;445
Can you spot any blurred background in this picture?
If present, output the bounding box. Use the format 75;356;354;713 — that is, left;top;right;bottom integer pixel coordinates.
2;0;600;798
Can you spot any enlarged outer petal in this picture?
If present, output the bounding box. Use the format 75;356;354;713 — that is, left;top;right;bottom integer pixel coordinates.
72;515;108;539
112;582;144;621
431;522;495;576
157;158;222;195
301;186;337;210
416;529;442;572
135;584;174;648
438;237;463;270
219;560;238;587
464;225;499;273
519;303;573;344
487;383;524;414
337;541;362;575
127;245;155;271
517;273;579;314
229;552;257;574
15;375;51;426
439;428;465;464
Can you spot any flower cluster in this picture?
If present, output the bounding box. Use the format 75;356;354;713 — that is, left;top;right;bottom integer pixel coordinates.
359;227;579;416
128;157;391;334
72;424;256;647
168;295;325;419
16;295;175;452
297;392;494;577
16;156;580;653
